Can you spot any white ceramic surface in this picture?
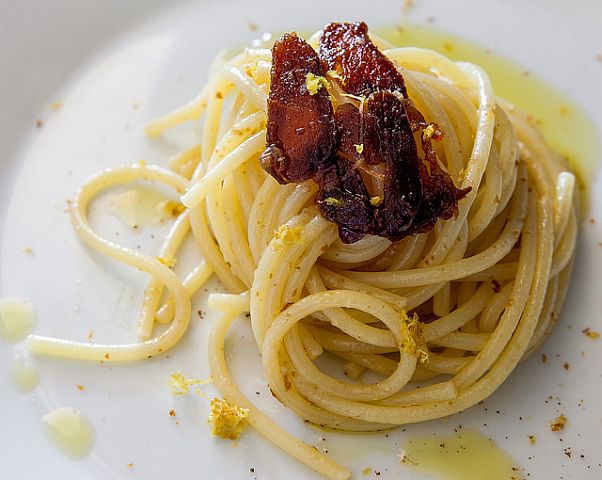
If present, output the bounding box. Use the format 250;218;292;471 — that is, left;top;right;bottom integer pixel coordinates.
1;1;601;479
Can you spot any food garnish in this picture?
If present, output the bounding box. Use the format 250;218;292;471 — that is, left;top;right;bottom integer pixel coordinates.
168;372;210;396
208;397;250;440
261;22;469;243
550;414;567;432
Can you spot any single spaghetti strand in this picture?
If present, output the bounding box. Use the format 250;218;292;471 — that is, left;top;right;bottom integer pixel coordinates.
208;308;351;480
29;165;191;361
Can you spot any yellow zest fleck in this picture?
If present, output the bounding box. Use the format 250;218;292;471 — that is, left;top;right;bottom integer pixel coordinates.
127;463;134;469
244;64;258;79
208;397;249;440
550;414;567;432
138;159;146;167
324;197;341;206
423;123;444;142
305;72;328;95
76;384;85;391
362;467;372;476
400;311;429;363
274;224;303;250
370;196;383;207
23;247;34;255
583;327;600;339
422;124;436;141
168;372;211;396
527;435;536;445
354;143;364;154
156;200;186;219
157;255;177;269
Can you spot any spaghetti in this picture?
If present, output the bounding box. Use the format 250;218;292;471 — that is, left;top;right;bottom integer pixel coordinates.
28;23;578;480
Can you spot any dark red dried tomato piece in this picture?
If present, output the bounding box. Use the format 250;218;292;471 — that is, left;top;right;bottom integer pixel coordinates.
335;102;381;168
318;92;470;243
407;104;471;231
366;92;423;239
319;92;421;242
319;22;407;98
261;25;470;244
317;157;373;243
260;33;337;184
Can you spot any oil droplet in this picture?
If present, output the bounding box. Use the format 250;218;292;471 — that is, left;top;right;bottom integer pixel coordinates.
377;24;600;183
317;430;394;471
10;359;40;392
400;429;518;480
0;297;36;343
42;407;95;459
106;186;176;228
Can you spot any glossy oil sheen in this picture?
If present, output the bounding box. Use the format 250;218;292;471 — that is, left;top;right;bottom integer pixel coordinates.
10;359;40;393
42;407;95;460
401;429;518;480
0;297;36;343
104;185;172;228
377;24;600;182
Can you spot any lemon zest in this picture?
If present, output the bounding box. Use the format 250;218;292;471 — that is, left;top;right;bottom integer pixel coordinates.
169;372;211;396
208;397;249;440
274;224;303;250
305;72;329;95
370;196;383;206
324;197;341;206
400;312;429;363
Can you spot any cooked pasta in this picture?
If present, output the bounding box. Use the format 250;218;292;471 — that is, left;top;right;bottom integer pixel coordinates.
28;24;578;480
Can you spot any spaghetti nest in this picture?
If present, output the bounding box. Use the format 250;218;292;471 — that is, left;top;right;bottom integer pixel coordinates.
29;27;578;480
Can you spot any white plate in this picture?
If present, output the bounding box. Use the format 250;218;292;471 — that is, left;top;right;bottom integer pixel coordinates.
1;1;602;479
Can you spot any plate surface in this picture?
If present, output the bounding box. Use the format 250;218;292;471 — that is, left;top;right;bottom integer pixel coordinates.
1;1;602;479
